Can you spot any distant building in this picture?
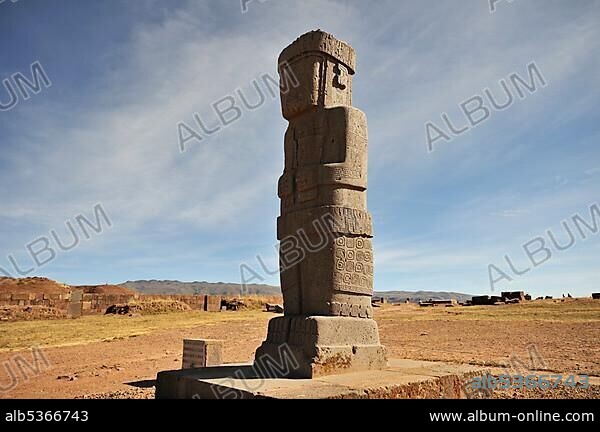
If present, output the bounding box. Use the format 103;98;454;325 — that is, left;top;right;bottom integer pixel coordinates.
501;291;526;302
419;299;457;307
471;296;491;306
472;295;504;306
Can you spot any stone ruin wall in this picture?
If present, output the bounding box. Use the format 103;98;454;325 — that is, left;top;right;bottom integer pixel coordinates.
0;293;226;316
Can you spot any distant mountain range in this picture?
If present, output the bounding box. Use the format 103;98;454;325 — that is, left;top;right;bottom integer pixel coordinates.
119;280;474;303
119;280;281;296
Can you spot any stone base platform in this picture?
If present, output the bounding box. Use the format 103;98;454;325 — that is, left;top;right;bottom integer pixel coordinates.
255;316;388;378
155;359;489;399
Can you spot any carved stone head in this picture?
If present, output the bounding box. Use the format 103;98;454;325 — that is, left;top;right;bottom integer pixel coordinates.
278;30;356;120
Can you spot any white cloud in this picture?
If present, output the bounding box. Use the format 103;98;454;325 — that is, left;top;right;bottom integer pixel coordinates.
0;0;598;294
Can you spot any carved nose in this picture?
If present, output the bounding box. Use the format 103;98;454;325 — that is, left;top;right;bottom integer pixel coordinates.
333;64;347;90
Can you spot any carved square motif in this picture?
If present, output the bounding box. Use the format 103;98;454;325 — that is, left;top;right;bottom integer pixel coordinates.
346;262;355;272
335;249;346;260
356;238;364;249
360;276;368;287
336;237;345;247
351;273;360;285
347;250;355;260
356;251;364;262
355;262;364;273
340;303;350;316
346;238;355;248
336;259;345;271
364;251;372;262
343;273;352;284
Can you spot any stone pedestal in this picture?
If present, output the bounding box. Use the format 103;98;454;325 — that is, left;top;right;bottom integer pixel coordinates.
156;359;490;399
255;316;387;378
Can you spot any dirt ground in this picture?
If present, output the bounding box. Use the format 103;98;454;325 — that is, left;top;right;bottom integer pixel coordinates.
0;300;598;399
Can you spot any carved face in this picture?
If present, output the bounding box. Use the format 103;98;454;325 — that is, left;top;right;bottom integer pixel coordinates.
280;54;353;120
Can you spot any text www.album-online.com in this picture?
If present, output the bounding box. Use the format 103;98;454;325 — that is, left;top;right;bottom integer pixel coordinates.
430;411;595;422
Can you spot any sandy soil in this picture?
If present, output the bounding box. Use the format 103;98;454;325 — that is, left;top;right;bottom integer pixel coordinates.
0;302;598;399
377;312;599;375
0;314;271;399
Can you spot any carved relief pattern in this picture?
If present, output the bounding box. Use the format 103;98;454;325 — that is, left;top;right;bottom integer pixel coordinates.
332;236;373;296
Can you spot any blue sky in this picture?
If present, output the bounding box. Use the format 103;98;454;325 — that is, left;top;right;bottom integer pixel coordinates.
0;0;598;297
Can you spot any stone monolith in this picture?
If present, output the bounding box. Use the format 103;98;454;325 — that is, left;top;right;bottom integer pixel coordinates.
254;30;388;378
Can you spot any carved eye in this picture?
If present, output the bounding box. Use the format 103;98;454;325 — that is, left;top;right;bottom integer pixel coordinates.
333;64;347;90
